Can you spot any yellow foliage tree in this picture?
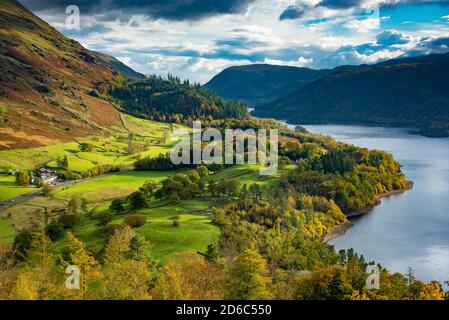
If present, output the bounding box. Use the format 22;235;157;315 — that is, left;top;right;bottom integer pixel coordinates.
417;282;445;300
225;248;271;300
64;232;101;300
99;228;152;300
13;233;62;300
153;253;225;300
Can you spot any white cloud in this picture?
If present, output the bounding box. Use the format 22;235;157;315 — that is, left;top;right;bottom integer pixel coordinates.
353;49;404;63
117;56;135;68
263;56;314;67
344;18;381;33
145;54;192;71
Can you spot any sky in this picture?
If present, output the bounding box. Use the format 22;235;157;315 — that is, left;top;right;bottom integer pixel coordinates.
19;0;449;83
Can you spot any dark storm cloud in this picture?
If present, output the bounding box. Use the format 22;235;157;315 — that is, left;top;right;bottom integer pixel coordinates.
319;0;363;9
279;5;307;20
19;0;257;21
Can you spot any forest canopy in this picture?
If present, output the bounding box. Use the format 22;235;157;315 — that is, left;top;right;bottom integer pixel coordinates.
110;75;249;122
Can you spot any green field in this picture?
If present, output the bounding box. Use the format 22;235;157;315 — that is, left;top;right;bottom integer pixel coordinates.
207;164;282;187
0;115;185;173
52;170;173;203
0;170;174;234
134;200;219;260
0;175;36;202
71;198;219;260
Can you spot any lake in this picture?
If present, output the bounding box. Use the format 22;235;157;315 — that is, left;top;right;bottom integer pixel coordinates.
294;124;449;285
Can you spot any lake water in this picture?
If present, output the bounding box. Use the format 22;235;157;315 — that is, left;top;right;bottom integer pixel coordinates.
295;124;449;285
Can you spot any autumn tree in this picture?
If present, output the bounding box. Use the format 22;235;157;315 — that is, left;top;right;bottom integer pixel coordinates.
68;196;82;213
225;248;271;300
16;170;31;186
99;228;153;300
42;183;52;197
128;234;152;262
64;233;101;300
13;234;62;300
96;211;114;227
56;156;69;169
417;281;446;300
152;253;224;300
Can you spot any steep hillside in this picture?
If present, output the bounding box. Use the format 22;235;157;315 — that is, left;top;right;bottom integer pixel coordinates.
255;53;449;137
204;64;330;107
0;0;141;150
111;75;249;121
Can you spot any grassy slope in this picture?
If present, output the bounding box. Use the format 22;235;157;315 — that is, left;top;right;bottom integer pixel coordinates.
53;171;172;202
0;174;36;202
0;116;180;172
72;199;219;261
206;164;287;187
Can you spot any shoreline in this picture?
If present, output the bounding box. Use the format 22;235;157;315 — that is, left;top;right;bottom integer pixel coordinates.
264;116;449;139
323;181;414;242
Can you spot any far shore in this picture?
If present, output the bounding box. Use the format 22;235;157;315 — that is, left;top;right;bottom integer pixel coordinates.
323;181;414;242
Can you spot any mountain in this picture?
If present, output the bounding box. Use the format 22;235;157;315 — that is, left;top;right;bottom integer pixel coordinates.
255;53;449;137
203;64;330;107
93;52;144;79
0;0;142;150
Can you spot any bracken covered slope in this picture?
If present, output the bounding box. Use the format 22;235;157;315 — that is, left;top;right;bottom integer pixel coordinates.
0;0;142;149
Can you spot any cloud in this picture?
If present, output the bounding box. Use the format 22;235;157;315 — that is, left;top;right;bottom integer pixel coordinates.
319;0;363;9
279;5;308;20
344;18;380;32
352;48;405;63
130;20;140;28
145;55;252;83
19;0;258;21
116;56;136;69
280;0;449;20
376;29;413;45
263;56;314;67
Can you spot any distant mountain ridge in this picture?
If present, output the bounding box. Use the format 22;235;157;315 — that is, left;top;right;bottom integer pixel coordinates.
254;53;449;137
204;64;330;107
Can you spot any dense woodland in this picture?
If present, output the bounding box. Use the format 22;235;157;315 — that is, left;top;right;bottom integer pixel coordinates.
110;75;249;122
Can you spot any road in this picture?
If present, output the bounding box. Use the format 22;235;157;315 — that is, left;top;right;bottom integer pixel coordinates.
0;188;44;210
